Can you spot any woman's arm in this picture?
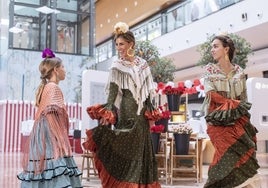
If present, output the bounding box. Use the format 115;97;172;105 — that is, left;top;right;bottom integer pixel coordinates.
99;82;119;125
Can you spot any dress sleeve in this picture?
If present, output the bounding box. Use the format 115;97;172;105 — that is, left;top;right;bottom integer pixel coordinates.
144;96;162;121
106;82;119;108
86;82;118;125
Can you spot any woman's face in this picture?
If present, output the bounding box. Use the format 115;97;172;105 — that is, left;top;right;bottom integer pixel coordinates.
211;39;228;62
55;64;66;81
115;37;133;59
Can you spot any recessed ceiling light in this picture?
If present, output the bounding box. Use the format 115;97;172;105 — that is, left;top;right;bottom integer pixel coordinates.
124;8;128;12
107;19;110;23
100;24;103;28
134;1;138;6
115;13;119;18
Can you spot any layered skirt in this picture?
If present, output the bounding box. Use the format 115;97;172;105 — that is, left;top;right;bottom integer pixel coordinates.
17;106;82;188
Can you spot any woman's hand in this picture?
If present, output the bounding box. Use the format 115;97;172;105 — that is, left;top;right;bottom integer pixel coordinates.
149;120;155;127
99;117;110;125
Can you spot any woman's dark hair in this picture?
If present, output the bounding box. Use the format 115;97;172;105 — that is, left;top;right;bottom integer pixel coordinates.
212;35;235;62
113;31;135;46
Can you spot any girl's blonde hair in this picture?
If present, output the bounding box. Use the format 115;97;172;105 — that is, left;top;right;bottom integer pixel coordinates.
35;57;62;106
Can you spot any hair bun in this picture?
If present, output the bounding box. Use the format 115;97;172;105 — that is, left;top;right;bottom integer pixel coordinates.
42;48;55;58
113;22;129;35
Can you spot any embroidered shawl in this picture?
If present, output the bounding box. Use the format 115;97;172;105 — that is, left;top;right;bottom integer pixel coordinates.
202;63;247;115
106;56;156;115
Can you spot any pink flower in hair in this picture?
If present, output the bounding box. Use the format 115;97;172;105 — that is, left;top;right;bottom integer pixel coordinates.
42;48;55;58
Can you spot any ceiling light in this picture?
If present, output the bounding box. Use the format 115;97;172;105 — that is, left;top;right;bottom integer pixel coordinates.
53;9;61;14
9;27;24;34
35;6;61;14
1;19;9;26
9;22;24;33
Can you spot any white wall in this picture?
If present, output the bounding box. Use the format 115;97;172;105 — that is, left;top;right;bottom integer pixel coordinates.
81;69;109;138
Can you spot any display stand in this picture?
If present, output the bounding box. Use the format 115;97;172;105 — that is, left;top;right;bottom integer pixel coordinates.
169;94;202;184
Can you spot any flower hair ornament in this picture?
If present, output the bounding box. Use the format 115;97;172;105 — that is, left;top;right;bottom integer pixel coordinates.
113;22;129;35
42;48;55;58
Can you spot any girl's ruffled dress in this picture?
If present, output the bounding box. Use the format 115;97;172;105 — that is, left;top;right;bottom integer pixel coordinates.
17;82;82;188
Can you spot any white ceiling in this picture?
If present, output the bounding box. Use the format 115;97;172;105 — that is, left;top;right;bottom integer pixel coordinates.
165;21;268;82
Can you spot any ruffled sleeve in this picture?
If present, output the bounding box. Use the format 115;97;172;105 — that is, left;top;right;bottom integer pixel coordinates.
205;91;251;126
144;97;162;121
86;82;118;125
86;104;117;125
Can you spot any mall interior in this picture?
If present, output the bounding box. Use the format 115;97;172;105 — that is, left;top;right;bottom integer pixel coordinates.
1;0;268;187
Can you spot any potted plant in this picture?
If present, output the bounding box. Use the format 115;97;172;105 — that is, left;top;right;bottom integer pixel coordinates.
197;33;252;69
171;123;193;134
157;81;185;111
171;123;193;155
155;103;171;132
150;124;165;154
135;40;176;83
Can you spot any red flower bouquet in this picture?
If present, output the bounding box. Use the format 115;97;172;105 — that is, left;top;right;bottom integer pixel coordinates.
157;81;185;95
150;124;165;133
158;103;171;119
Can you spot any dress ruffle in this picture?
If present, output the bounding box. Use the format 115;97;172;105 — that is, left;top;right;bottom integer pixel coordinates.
204;96;259;187
83;129;96;152
144;109;163;121
83;127;161;188
205;100;252;126
17;156;82;188
18;105;82;187
87;104;116;125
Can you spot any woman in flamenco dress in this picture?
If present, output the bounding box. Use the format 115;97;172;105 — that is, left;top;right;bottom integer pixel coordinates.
83;22;161;188
202;35;260;188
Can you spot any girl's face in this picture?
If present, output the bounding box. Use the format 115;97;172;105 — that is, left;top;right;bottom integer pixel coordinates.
55;64;66;81
211;39;228;62
115;37;133;59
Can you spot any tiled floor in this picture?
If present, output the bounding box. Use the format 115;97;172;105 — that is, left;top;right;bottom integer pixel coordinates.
2;152;268;187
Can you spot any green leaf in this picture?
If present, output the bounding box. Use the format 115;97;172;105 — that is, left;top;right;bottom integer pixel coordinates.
135;40;176;83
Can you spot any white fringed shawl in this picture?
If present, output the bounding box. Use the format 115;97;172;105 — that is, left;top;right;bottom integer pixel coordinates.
106;57;156;115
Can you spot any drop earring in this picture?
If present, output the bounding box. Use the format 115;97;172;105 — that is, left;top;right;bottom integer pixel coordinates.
127;47;135;57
